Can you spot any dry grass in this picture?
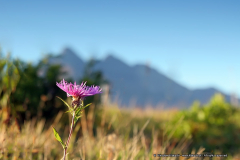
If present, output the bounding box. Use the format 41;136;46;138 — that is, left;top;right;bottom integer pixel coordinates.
0;103;238;160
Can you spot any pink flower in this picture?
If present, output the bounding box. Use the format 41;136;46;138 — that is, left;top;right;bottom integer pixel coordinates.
56;79;102;100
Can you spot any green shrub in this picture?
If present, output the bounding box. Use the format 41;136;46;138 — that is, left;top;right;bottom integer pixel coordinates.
168;93;240;154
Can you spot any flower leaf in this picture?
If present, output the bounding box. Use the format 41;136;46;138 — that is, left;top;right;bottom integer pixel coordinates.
52;127;66;149
74;116;79;125
65;108;74;115
74;110;81;124
75;107;82;116
82;103;92;109
72;108;82;127
56;96;72;110
76;115;82;119
73;112;82;126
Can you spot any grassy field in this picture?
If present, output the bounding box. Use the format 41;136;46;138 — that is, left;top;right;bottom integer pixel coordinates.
1;98;240;160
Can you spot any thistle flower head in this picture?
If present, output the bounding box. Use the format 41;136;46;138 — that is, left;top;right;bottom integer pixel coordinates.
56;79;102;107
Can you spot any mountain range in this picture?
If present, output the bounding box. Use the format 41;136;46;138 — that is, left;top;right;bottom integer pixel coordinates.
45;48;235;108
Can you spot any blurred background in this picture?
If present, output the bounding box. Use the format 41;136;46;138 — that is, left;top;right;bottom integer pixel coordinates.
0;0;240;159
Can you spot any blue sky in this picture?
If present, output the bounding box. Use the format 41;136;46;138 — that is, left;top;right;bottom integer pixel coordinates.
0;0;240;96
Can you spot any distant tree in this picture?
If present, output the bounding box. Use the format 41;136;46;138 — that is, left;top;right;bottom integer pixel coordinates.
0;50;110;132
0;51;72;129
40;63;70;121
0;51;22;130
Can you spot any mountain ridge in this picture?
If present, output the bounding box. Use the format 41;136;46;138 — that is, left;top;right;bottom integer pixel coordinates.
46;48;235;108
48;48;85;81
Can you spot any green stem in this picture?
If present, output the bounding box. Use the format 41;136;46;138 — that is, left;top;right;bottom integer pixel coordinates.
63;112;75;160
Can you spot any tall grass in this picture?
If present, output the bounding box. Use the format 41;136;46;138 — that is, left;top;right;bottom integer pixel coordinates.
0;102;210;160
